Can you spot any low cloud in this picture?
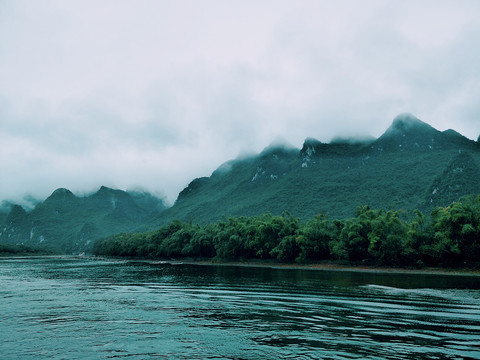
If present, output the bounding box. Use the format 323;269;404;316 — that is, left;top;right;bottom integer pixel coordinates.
1;0;480;204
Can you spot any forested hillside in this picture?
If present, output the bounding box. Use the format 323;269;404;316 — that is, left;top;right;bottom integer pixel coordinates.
0;187;167;253
1;114;479;255
153;114;480;225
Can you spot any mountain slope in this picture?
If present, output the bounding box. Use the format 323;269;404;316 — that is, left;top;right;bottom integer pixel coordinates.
0;187;167;253
154;114;480;225
1;114;479;253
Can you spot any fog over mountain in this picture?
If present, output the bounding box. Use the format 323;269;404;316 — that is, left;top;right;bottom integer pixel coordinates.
1;1;480;204
2;114;479;254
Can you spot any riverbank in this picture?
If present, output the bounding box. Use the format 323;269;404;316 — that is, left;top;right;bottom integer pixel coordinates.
3;254;478;276
147;258;480;277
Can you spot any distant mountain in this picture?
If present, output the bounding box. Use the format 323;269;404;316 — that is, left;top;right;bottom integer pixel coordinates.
0;194;41;213
0;186;167;253
2;114;479;254
153;113;480;225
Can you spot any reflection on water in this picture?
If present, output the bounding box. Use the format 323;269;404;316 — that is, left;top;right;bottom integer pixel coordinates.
1;257;480;359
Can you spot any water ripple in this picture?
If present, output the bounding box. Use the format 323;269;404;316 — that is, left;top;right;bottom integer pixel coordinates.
1;258;480;359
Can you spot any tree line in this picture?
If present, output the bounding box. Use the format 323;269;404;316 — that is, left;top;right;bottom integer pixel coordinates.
0;243;59;256
93;195;480;268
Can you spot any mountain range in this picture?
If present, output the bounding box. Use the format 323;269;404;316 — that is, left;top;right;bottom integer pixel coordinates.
1;113;479;253
154;113;480;224
0;187;167;253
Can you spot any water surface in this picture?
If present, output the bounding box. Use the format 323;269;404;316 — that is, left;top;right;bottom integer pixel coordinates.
1;257;480;359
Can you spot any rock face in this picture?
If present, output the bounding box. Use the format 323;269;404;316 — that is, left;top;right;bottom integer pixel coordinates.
155;114;480;225
0;187;167;253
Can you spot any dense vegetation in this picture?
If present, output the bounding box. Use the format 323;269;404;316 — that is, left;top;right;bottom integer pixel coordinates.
0;187;167;254
93;195;480;268
0;243;60;257
2;115;479;255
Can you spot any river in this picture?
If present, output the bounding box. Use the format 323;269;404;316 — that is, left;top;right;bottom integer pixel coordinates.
1;257;480;359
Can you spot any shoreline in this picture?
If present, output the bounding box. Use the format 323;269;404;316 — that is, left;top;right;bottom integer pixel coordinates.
147;258;480;277
3;255;480;276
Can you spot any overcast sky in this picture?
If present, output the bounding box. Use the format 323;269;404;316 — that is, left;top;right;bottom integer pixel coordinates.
1;0;480;205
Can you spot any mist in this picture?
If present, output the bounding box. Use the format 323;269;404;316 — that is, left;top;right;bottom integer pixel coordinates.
1;0;480;204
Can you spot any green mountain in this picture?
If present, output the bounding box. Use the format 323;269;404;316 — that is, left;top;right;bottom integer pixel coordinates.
153;113;480;225
1;114;479;254
0;187;167;253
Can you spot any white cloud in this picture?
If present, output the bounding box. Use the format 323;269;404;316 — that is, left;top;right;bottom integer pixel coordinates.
1;0;480;204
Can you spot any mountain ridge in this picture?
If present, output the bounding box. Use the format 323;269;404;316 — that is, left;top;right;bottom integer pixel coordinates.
0;186;168;253
154;114;479;225
1;114;479;253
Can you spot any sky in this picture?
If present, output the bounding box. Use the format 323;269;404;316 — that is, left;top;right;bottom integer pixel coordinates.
1;0;480;206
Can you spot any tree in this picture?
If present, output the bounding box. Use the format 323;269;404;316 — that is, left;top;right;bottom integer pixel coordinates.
214;217;252;260
367;210;408;265
182;224;216;258
429;196;480;264
296;215;338;262
331;206;376;262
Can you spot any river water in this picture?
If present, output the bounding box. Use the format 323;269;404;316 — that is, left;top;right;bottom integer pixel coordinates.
1;257;480;359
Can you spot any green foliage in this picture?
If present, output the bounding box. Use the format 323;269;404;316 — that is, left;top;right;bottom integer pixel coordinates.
4;119;480;256
154;117;480;228
182;224;216;258
213;217;253;260
331;206;377;262
0;186;167;254
93;195;480;268
297;215;339;262
366;210;408;266
0;243;60;256
427;195;480;264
